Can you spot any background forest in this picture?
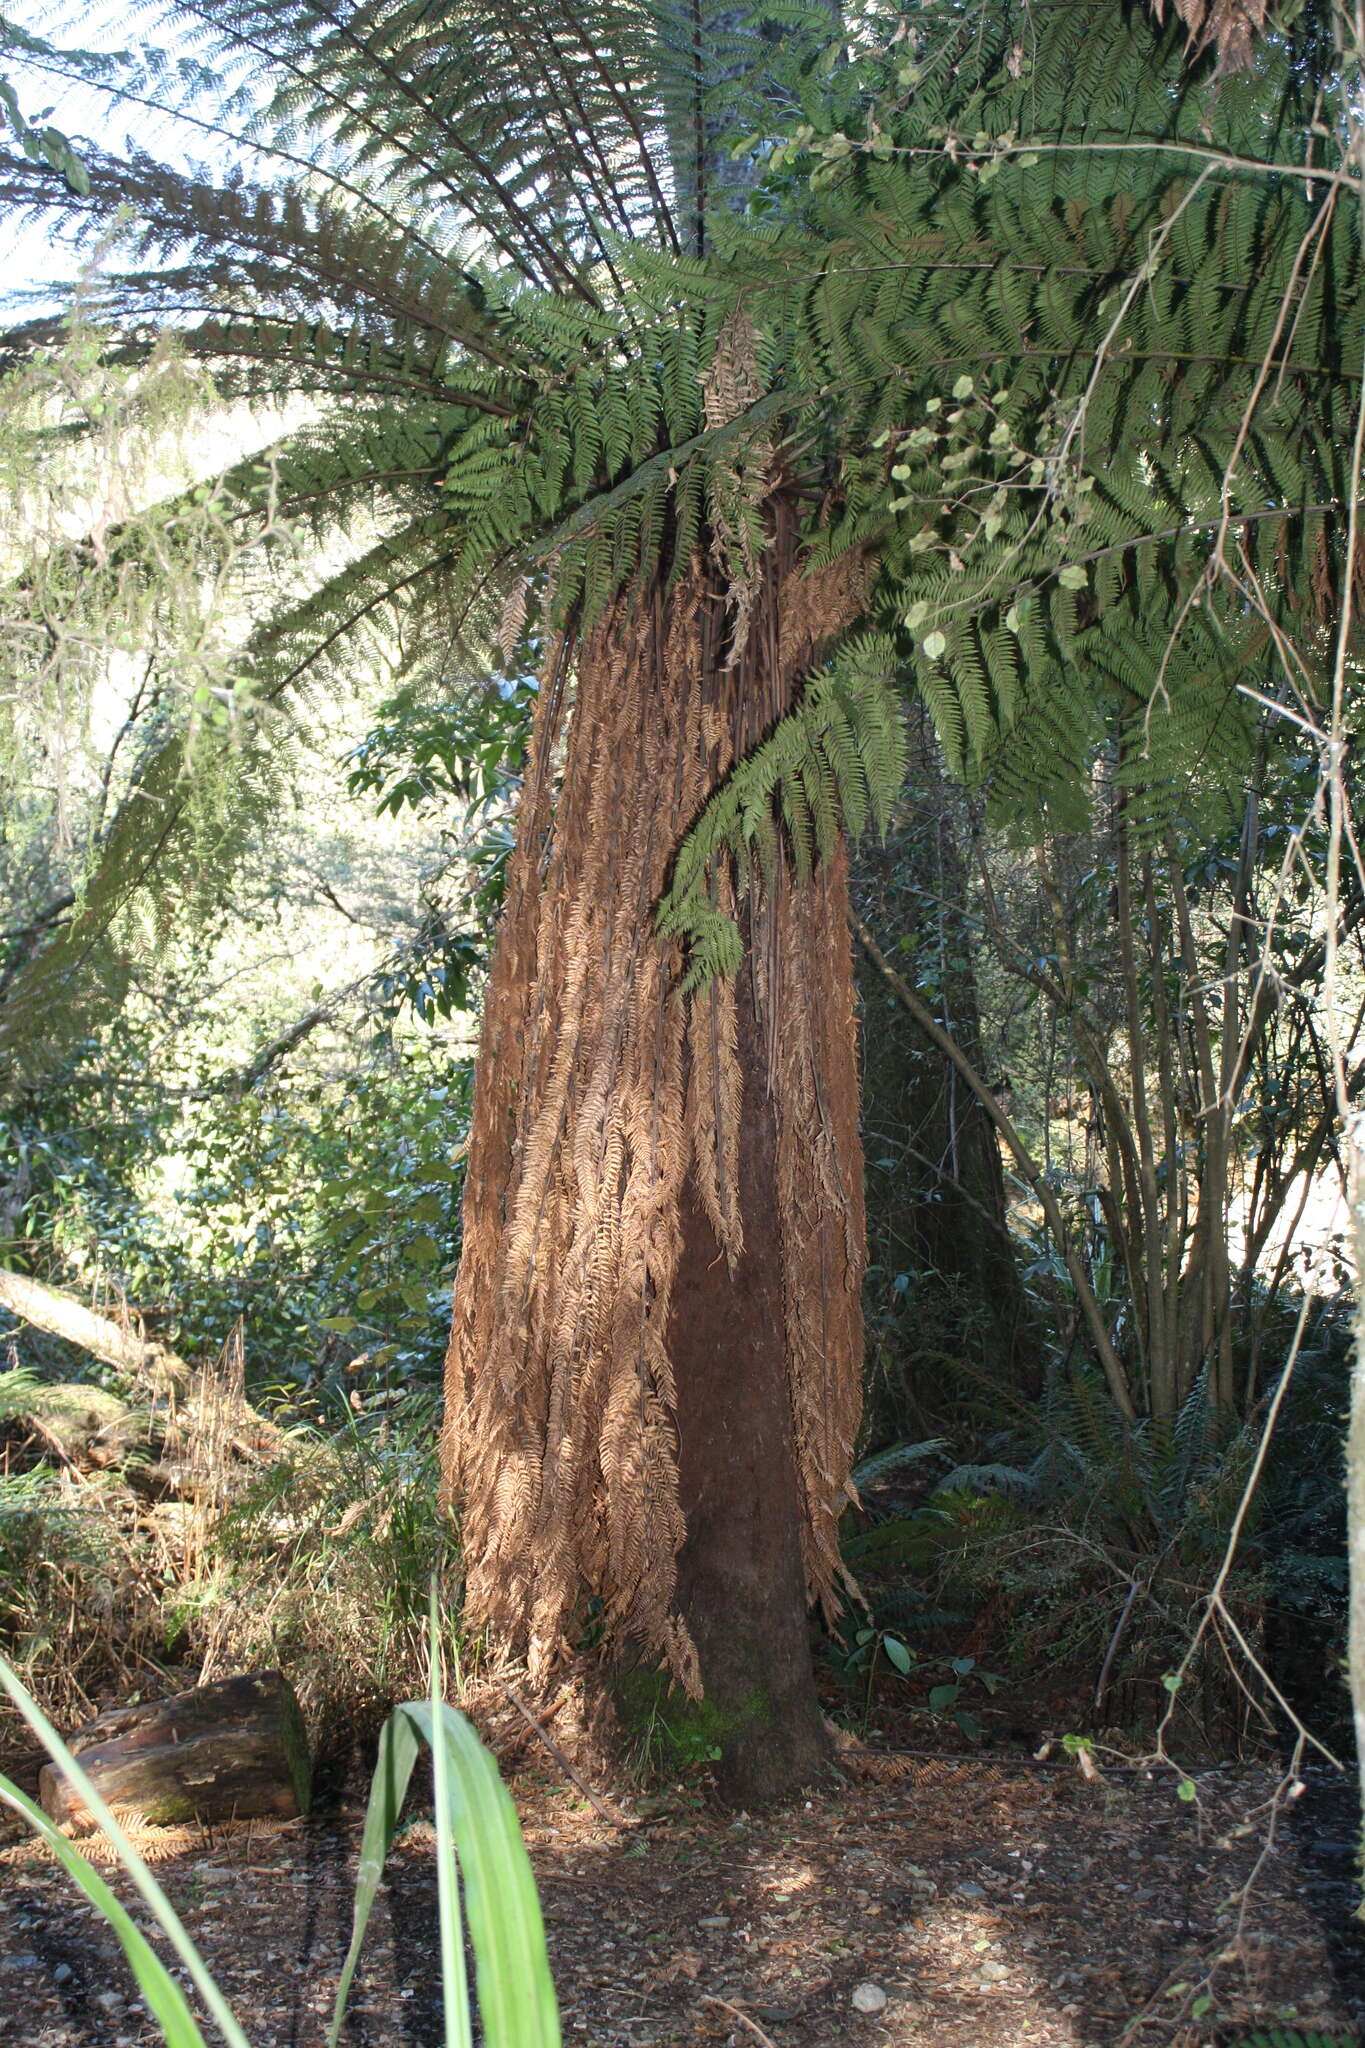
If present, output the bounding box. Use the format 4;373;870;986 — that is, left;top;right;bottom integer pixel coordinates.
0;0;1360;1813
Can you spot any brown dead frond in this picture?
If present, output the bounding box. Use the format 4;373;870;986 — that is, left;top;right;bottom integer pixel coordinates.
443;495;867;1692
0;1813;302;1866
1152;0;1270;75
702;310;773;664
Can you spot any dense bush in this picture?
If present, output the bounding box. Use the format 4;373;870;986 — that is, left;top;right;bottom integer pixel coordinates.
835;1302;1352;1753
2;1020;471;1402
0;1366;458;1753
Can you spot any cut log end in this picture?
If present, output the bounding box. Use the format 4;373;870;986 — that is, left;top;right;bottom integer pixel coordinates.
39;1671;311;1831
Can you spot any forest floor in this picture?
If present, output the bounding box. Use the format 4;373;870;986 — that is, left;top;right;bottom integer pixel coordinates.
1;1748;1361;2048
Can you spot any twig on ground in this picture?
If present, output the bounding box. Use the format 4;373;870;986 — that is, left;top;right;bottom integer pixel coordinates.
499;1684;628;1828
700;1995;781;2048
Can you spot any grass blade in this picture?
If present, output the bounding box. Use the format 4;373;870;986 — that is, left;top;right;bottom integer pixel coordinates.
0;1655;252;2048
429;1588;472;2048
0;1774;212;2048
403;1700;561;2048
325;1700;425;2048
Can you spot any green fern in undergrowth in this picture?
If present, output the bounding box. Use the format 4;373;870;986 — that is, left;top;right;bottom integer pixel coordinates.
205;1394;460;1744
849;1438;947;1492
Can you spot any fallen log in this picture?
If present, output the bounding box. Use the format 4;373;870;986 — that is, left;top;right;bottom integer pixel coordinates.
39;1671;311;1829
0;1268;190;1392
0;1379;145;1469
0;1271;283;1476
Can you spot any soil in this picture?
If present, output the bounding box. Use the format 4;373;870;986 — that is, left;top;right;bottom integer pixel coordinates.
1;1749;1361;2048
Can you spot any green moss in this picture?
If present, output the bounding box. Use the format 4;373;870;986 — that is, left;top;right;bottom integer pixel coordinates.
278;1677;313;1815
135;1792;199;1825
615;1669;773;1777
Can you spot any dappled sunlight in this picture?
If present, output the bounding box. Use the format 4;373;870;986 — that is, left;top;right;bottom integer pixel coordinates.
0;1;1362;2044
482;1761;1356;2047
0;1670;1360;2046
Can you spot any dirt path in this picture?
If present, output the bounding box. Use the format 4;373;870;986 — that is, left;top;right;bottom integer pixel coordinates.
1;1759;1360;2047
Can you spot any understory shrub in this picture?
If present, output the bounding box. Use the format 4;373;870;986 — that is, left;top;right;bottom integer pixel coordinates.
202;1390;463;1745
838;1306;1351;1752
0;1354;460;1759
0;1364;183;1746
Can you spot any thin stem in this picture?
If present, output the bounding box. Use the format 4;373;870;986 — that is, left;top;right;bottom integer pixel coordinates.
853;910;1136;1421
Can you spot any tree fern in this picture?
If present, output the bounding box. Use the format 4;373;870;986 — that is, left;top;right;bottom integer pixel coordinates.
657;632;906;980
653;3;1359;970
0;0;1352;1786
1;0;1357;1004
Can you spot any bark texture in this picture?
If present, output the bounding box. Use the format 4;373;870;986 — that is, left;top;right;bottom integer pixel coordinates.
669;951;834;1798
442;504;866;1791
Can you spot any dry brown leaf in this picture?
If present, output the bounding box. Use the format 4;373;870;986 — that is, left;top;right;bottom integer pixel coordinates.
646;1950;702;1988
1154;0;1270;75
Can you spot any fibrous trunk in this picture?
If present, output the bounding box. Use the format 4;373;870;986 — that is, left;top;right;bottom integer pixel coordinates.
442;505;866;1796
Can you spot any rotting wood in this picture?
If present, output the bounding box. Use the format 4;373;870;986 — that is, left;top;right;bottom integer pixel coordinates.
39;1671;311;1830
0;1380;141;1469
0;1273;282;1477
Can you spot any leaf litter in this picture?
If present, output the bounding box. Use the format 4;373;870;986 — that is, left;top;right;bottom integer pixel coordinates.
0;1756;1359;2047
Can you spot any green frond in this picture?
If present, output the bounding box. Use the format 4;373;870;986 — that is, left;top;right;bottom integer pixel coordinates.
659;631;905;983
2;0;1357;1029
714;0;1357;835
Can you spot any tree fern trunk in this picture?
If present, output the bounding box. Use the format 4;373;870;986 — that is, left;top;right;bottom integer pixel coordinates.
669;938;832;1799
442;519;866;1800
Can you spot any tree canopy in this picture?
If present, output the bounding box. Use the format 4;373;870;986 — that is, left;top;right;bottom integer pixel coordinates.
0;0;1357;1030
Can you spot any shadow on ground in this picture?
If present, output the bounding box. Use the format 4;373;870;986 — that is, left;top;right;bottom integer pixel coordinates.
0;1757;1360;2047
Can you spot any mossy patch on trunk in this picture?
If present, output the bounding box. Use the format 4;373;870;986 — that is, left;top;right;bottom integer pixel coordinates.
614;1667;773;1779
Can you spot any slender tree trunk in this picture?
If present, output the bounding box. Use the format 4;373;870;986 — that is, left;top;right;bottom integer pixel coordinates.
854;720;1027;1434
1347;1126;1365;1872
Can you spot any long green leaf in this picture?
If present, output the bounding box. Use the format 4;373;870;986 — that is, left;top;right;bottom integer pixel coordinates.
326;1621;560;2048
428;1587;472;2048
0;1775;210;2048
325;1702;426;2048
1;1618;554;2048
403;1699;561;2048
0;1656;252;2048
